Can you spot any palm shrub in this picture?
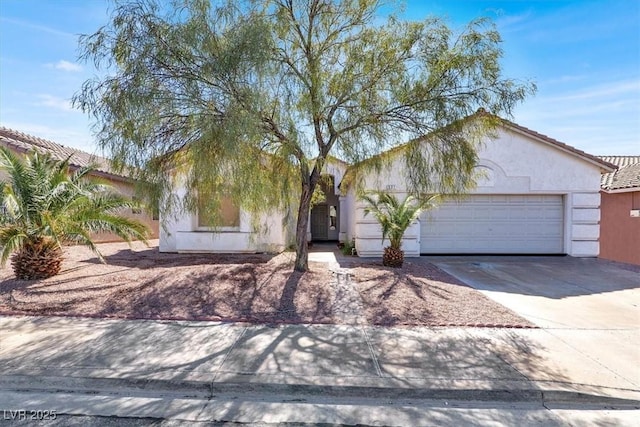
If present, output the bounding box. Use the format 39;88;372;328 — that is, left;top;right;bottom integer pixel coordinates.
0;148;149;279
361;191;438;268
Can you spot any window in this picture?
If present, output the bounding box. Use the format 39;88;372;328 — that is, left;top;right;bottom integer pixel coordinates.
329;205;337;229
198;195;240;228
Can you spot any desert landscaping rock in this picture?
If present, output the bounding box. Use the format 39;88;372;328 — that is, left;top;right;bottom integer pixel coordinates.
348;260;534;327
0;241;532;328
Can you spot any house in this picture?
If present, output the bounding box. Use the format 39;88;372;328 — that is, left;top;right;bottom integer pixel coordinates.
597;156;640;266
0;126;159;241
160;118;616;258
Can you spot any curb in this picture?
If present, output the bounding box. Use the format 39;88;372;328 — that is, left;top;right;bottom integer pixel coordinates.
0;312;537;328
2;375;639;408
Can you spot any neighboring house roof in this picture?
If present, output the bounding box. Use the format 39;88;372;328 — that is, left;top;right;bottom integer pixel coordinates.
598;155;640;191
0;126;128;181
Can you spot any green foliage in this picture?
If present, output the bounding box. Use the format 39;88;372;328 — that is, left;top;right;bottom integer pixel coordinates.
0;148;150;265
74;0;534;270
361;191;438;250
340;239;356;256
310;185;326;207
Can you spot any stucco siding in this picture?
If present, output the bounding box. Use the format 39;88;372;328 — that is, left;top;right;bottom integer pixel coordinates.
159;183;288;253
91;178;160;242
342;191;357;243
160;212;288;253
572;192;601;207
159;217;177;252
323;160;348;193
0;154;159;243
352;126;604;258
572;208;600;222
599;191;640;265
483;128;602;192
566;192;601;256
156;123;609;257
571;241;600;258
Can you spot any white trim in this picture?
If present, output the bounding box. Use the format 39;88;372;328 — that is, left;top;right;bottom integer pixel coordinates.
195;226;242;232
601;187;640;194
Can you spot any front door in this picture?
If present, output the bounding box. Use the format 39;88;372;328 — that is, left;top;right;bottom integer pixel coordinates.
310;204;328;241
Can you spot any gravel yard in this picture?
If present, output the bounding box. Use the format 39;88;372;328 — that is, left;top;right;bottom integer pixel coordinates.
0;240;533;327
348;260;533;327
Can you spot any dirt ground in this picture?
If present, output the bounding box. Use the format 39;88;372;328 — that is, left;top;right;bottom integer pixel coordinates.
0;241;533;327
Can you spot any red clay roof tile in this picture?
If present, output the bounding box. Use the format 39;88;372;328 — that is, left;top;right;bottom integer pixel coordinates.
598;156;640;190
0;126;127;180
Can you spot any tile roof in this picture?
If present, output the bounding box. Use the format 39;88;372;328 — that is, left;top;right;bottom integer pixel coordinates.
598;156;640;191
0;126;127;180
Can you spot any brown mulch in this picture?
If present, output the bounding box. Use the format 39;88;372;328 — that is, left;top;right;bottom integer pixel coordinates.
348;260;534;328
0;241;533;327
0;241;334;324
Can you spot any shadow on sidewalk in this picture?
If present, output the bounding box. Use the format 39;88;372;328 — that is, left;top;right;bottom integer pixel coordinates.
2;317;631;404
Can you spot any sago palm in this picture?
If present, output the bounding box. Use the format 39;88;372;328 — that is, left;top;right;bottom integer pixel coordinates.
361;191;437;267
0;147;149;279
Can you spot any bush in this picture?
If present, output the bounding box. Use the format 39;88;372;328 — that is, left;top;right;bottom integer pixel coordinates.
340;239;357;256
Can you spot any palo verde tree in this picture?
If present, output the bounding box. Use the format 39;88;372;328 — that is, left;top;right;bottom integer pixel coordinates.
74;0;534;271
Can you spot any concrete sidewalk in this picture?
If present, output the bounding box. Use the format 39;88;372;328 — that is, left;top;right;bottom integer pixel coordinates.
2;253;638;424
1;316;638;405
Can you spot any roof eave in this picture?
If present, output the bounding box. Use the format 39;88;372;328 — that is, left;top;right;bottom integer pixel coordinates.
0;137;131;182
601;186;640;194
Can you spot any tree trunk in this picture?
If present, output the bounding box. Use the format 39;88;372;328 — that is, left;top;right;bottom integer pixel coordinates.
11;239;63;280
294;182;313;272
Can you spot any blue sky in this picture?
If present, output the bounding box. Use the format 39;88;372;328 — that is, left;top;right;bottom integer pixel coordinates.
0;0;638;156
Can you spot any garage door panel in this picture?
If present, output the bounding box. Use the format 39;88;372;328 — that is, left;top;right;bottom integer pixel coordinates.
457;210;476;220
420;195;564;254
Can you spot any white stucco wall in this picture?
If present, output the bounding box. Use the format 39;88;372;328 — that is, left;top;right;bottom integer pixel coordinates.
350;125;606;258
159;182;289;254
323;158;348;193
160;125;607;257
341;191;357;243
322;159;350;242
160;158;349;253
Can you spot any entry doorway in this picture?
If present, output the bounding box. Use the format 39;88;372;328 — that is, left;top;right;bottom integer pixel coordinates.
310;176;340;241
310;205;328;240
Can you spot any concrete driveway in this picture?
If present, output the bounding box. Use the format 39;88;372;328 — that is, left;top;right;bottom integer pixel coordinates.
424;256;640;392
425;256;640;329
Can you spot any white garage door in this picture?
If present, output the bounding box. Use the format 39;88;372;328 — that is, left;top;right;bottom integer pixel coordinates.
420;195;564;254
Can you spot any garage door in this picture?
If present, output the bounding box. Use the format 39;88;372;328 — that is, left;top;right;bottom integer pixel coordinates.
420;195;564;254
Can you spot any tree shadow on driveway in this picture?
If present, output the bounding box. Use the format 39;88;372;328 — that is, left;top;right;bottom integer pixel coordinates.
421;256;640;299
